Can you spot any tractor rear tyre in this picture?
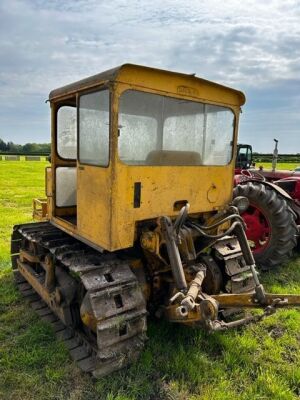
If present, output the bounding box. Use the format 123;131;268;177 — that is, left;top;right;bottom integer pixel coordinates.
233;182;297;269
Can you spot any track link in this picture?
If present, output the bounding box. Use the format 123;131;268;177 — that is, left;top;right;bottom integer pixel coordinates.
11;222;147;377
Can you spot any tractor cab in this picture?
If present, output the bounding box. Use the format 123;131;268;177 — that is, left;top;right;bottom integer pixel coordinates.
235;144;253;172
46;64;245;252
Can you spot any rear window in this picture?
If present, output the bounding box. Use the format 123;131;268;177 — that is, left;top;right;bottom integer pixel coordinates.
118;90;235;166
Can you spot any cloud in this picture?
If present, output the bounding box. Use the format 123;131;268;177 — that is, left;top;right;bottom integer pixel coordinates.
0;0;299;152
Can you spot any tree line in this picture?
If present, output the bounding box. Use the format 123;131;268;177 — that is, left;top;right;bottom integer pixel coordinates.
0;137;298;160
0;138;50;155
253;152;300;163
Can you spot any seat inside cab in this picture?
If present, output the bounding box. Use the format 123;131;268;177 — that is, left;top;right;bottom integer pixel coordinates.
145;150;202;166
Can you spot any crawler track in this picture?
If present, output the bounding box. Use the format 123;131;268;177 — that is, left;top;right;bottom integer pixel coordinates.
11;222;147;377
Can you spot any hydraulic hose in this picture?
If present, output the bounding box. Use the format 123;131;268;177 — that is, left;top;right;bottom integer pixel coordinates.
174;203;190;234
187;220;242;240
189;213;245;231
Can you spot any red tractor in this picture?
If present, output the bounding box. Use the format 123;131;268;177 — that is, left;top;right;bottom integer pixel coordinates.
234;141;300;269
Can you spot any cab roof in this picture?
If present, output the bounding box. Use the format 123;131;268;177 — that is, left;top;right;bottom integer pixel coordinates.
49;63;245;106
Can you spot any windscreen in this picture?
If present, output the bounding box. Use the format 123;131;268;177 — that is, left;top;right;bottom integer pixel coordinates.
118;90;235;166
236;145;252;169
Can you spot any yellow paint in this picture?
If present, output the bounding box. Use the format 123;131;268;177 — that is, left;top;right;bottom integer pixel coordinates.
48;64;245;252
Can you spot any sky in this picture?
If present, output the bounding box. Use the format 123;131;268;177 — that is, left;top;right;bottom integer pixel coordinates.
0;0;299;153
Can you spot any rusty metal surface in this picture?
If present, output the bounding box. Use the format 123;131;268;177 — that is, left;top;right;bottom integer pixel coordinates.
79;262;137;291
33;198;48;221
17;260;73;325
214;236;242;258
12;222;147;377
12;218;300;376
214;237;256;293
212;293;300;308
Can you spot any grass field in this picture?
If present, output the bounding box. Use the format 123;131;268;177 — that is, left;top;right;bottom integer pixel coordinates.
256;162;299;170
0;160;300;400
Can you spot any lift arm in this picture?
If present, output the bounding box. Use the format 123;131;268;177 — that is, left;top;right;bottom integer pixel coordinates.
212;292;300;308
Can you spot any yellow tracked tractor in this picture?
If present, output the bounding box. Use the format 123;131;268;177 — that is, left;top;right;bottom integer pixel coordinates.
11;64;300;377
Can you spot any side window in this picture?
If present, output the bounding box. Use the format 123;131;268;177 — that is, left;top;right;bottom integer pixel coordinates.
56;167;77;207
79;90;110;166
57;106;77;159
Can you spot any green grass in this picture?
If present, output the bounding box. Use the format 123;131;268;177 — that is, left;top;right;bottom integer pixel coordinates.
0;160;300;400
254;162;299;170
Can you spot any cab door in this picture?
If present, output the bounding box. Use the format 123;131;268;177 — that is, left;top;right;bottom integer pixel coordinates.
77;88;112;250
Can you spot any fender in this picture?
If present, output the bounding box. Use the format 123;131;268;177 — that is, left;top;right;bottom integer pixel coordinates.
237;178;293;201
275;177;300;201
235;178;300;235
